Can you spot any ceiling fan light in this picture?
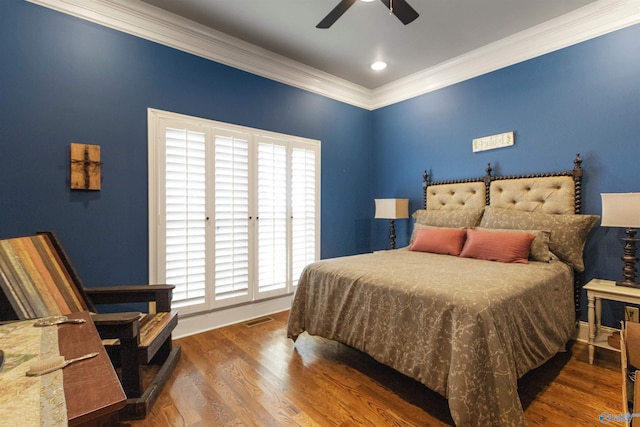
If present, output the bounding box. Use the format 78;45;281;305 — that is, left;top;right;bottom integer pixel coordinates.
371;61;387;71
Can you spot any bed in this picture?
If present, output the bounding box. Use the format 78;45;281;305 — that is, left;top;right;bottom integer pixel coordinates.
286;154;599;427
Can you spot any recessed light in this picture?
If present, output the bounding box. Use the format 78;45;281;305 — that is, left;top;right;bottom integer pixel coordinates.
360;0;376;2
371;61;387;71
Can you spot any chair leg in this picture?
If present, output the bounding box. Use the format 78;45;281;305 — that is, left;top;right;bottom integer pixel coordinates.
94;314;144;399
119;334;143;398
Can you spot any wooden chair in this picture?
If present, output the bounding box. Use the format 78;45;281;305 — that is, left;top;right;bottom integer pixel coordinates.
0;231;181;420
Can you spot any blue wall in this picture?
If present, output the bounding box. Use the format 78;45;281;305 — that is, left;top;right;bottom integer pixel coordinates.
371;23;640;323
0;0;373;289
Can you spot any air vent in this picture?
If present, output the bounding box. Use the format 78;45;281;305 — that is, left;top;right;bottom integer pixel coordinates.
244;316;274;328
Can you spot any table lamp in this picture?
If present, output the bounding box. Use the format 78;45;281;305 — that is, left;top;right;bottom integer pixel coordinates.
374;198;409;249
601;193;640;288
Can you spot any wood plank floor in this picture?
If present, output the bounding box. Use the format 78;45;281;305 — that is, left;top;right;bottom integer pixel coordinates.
129;311;624;426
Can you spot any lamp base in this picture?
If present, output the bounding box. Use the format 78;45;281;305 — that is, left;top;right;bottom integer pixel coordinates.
389;219;396;250
614;228;639;289
616;280;640;289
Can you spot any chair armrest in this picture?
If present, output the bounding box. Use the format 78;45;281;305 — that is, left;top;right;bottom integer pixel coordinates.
91;312;141;341
91;312;142;325
85;284;174;311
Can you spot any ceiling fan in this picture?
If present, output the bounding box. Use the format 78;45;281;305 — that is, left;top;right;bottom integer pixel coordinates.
317;0;419;29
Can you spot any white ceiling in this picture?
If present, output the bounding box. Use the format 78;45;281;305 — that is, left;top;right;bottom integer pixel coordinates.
29;0;640;109
138;0;596;89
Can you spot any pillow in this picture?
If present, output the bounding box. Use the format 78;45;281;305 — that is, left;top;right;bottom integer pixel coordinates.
479;206;599;272
409;222;464;246
412;208;484;228
475;227;551;262
460;229;535;264
409;228;467;256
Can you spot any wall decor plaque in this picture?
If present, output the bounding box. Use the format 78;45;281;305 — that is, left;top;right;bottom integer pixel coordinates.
472;131;514;152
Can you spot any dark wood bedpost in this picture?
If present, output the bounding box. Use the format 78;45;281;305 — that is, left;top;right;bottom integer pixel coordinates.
423;170;431;209
483;163;493;206
572;153;584;321
572;153;583;215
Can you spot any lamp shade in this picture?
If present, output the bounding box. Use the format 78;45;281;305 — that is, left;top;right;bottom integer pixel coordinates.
374;199;409;219
601;193;640;228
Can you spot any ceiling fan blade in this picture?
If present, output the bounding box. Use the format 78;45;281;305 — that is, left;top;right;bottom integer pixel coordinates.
316;0;357;29
380;0;419;25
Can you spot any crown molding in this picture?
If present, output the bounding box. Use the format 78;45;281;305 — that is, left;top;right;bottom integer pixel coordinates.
27;0;640;111
25;0;374;109
370;0;640;109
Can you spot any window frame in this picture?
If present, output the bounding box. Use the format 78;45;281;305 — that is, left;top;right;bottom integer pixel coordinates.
148;108;320;316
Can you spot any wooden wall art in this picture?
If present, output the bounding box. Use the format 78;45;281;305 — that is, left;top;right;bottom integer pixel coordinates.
70;143;102;190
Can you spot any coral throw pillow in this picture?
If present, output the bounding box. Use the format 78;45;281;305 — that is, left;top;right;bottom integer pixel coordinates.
409;228;467;256
460;229;535;264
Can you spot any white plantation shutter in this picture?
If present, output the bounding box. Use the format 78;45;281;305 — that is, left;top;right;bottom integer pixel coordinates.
257;141;288;295
214;133;250;302
291;146;318;286
164;127;207;308
149;109;319;314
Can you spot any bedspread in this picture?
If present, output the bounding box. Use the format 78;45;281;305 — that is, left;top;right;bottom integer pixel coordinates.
287;249;575;427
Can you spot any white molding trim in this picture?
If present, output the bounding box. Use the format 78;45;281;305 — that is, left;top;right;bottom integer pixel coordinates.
176;315;605;345
26;0;640;110
576;320;611;343
370;0;640;109
172;294;293;339
175;315;602;346
25;0;373;109
154;313;609;349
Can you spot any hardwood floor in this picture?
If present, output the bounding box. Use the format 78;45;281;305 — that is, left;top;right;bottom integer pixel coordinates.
129;311;624;426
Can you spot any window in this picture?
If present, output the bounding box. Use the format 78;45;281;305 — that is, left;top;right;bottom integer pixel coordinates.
148;109;320;315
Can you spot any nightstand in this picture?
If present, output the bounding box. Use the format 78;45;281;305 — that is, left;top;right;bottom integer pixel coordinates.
584;278;640;364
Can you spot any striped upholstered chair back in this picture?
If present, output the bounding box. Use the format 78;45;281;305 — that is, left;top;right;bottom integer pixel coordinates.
0;233;94;320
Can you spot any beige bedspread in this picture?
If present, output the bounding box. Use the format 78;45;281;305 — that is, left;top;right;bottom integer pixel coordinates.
287;249;575;427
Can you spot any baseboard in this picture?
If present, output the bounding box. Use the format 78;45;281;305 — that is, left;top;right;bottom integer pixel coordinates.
172;294;293;339
576;320;619;343
175;311;606;348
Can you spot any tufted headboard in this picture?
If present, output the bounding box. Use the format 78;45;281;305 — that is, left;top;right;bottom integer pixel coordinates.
422;154;585;317
489;176;576;214
426;181;485;210
423;154;583;214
